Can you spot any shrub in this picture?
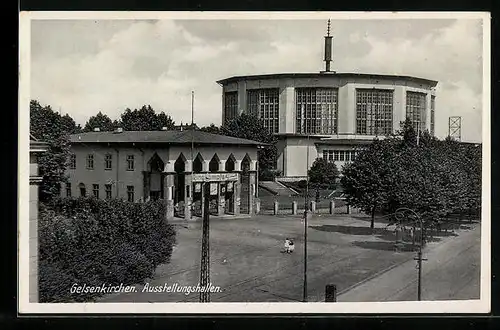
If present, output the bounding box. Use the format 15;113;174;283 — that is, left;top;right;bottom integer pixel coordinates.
39;197;176;302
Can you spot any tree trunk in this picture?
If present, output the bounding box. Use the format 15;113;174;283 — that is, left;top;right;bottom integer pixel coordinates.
370;205;375;230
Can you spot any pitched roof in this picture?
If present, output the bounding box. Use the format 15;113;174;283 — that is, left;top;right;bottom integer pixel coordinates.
69;130;267;146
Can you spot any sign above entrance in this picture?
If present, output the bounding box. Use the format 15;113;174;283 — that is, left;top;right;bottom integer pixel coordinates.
192;173;238;182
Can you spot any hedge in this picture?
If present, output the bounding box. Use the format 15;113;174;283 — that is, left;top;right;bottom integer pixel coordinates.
39;197;176;302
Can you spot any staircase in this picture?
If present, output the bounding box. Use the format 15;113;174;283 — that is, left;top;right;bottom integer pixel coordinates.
259;181;298;196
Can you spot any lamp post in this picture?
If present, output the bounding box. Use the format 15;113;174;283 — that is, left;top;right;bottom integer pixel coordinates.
394;207;425;301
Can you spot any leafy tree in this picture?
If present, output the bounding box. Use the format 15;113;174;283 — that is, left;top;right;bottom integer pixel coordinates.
120;105;175;131
156;111;176;130
30;100;75;202
308;157;339;189
341;138;398;230
342;117;481;233
221;113;278;178
83;111;115;132
200;123;221;135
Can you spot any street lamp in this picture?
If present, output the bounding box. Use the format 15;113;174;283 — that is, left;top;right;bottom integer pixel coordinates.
394;207;426;301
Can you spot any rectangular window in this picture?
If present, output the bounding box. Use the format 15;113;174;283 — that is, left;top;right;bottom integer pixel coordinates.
86;154;94;169
223;91;238;124
339;151;345;161
93;184;99;199
246;88;280;134
105;184;112;199
127;155;135;171
323;150;328;161
127;185;134;202
328;150;334;162
334;150;340;161
345;151;351;162
406;91;427;132
69;154;76;169
296;88;338;135
105;154;112;170
66;183;71;197
356;89;394;136
430;95;436;136
351;151;357;161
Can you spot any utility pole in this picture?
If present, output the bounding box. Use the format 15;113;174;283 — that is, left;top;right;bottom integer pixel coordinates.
200;182;211;302
191;91;195;167
303;109;310;303
396;208;426;301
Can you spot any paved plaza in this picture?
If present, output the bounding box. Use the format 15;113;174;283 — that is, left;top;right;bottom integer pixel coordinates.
99;213;481;303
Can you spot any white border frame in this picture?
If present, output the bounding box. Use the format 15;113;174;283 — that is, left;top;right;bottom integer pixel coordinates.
18;11;491;314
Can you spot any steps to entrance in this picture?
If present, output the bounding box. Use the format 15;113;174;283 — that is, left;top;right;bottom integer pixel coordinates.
258;181;297;196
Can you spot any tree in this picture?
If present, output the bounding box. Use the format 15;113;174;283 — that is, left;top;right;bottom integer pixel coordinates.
120;105;176;131
341;138;398;230
222;113;278;178
83;111;115;132
308;158;339;190
30;100;74;202
200;124;222;135
342;117;481;234
156;111;176;130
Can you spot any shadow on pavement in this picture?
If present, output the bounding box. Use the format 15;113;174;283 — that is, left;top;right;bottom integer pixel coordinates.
310;224;387;236
352;240;417;252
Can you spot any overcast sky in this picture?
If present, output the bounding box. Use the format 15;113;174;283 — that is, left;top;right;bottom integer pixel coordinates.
30;17;484;142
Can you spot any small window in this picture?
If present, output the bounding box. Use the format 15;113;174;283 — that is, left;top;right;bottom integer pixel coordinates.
351;151;356;161
323;150;328;161
127;185;135;202
339;151;345;161
87;154;94;169
105;184;112;199
334;150;340;161
127;155;135;171
69;154;76;169
92;184;99;198
328;151;334;162
66;183;72;197
105;154;112;170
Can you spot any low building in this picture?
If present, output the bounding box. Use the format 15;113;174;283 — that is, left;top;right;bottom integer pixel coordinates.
65;129;265;220
29;134;48;303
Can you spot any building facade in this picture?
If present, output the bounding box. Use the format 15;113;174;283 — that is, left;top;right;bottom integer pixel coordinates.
217;72;438;179
29;136;48;303
65;130;264;221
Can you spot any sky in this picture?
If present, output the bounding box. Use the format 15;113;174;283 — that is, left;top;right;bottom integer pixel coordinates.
30;16;485;142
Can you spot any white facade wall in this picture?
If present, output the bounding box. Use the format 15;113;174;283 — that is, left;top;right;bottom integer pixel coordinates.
221;74;437;178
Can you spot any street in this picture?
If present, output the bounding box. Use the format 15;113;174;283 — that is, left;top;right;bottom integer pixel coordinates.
98;214;481;303
338;223;481;302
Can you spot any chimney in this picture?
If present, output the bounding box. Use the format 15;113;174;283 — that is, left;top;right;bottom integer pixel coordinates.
93;127;100;132
322;19;335;73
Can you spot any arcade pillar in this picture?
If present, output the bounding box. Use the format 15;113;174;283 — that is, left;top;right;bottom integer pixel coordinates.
234;173;241;216
248;171;257;215
164;173;175;221
184;173;193;221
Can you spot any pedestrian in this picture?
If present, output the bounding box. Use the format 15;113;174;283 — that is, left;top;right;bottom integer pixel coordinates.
283;238;290;253
288;239;295;253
